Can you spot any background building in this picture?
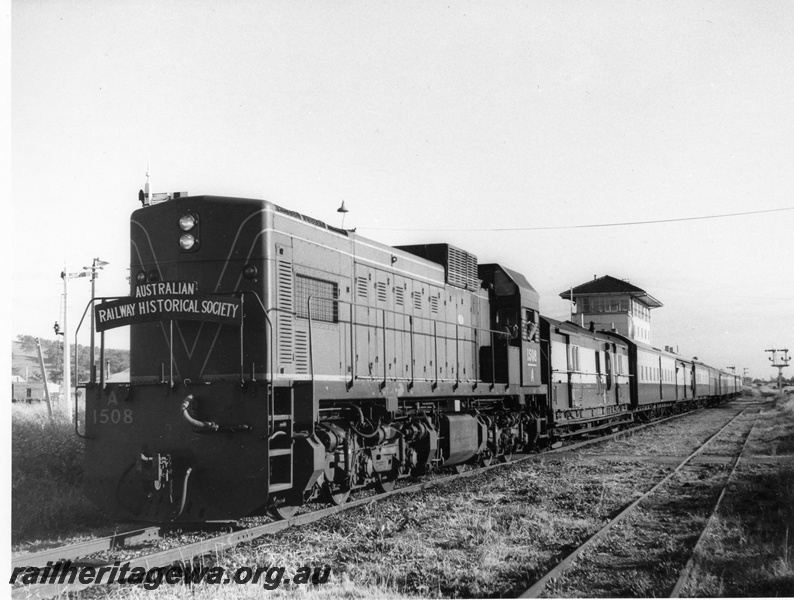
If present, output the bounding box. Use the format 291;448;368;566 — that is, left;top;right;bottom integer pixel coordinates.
560;275;663;344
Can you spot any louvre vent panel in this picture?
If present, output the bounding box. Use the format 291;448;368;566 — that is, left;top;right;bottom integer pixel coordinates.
412;291;422;312
395;287;404;306
430;295;439;314
294;330;309;373
356;276;368;300
376;281;388;303
277;259;294;364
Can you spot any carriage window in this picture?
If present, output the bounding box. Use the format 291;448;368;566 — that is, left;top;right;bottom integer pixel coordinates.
295;275;339;322
568;345;580;372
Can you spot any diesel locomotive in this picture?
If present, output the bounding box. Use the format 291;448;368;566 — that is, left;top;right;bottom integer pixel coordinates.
80;194;740;522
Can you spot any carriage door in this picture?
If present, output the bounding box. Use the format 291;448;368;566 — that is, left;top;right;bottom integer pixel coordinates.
595;350;604;402
604;344;615;403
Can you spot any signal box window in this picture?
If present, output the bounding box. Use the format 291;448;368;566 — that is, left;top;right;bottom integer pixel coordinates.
295;275;339;323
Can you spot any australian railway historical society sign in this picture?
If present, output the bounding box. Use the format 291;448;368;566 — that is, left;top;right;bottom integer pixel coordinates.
94;281;242;331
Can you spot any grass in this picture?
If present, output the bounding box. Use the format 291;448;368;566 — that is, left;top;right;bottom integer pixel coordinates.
681;395;794;596
11;403;104;545
684;466;794;596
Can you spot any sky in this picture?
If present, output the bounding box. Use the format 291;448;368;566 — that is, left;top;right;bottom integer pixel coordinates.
8;0;794;381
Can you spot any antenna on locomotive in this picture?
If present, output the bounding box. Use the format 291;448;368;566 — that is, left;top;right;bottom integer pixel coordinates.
337;200;349;229
138;162;176;205
138;161;151;206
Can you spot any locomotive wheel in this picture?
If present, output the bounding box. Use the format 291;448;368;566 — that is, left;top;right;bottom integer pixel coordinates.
324;481;351;506
270;504;299;520
375;473;397;493
454;464;467;474
499;452;513;463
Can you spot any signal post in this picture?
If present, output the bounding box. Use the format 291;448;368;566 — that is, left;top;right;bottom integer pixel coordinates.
766;348;790;391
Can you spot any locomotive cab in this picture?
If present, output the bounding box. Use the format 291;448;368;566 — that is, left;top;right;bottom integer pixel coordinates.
477;264;541;388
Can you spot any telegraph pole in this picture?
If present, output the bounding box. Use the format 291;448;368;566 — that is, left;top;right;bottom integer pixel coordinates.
766;348;790;391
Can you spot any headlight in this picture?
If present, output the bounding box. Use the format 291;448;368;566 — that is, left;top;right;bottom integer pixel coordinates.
179;214;196;231
179;234;196;250
136;271;147;284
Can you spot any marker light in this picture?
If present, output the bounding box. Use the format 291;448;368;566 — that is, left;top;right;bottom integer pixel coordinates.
179;234;196;250
243;264;258;279
179;214;197;231
136;271;147;284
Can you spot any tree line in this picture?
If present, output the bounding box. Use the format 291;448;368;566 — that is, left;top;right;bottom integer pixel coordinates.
14;335;130;384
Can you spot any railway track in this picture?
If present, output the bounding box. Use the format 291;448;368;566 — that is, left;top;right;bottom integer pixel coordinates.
519;406;763;598
669;409;763;597
10;404;722;599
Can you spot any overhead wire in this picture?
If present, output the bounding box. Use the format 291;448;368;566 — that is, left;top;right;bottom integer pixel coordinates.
360;206;794;232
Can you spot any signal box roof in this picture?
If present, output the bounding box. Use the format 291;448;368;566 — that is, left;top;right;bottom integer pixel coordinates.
559;274;663;308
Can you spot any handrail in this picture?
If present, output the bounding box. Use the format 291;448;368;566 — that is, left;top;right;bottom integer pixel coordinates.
72;297;97;439
239;294;245;383
349;302;356;388
169;320;174;389
409;316;415;389
455;323;460;388
239;291;275;437
308;296;315;402
382;310;387;388
433;320;439;389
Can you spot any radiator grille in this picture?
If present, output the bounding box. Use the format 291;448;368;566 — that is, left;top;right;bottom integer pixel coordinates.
394;244;479;291
446;246;479;291
295;274;338;322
